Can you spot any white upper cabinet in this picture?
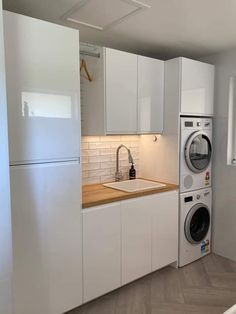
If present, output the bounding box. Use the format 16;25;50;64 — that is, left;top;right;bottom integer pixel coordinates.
106;48;138;134
81;46;164;135
138;56;164;133
181;58;214;115
4;12;80;164
165;57;214;116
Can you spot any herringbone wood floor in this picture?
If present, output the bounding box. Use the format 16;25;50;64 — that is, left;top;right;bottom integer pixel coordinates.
67;254;236;314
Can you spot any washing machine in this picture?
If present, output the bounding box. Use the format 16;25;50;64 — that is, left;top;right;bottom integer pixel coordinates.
179;188;212;267
180;117;212;193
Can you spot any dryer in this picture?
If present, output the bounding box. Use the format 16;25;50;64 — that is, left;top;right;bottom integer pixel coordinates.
179;188;211;267
180;117;212;192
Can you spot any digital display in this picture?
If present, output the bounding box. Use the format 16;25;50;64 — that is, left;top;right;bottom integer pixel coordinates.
185;121;193;127
184;196;193;203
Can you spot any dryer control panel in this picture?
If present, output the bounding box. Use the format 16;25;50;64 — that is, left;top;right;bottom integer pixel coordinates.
181;117;212;131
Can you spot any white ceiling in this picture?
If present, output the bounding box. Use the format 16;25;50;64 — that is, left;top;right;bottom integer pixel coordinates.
3;0;236;60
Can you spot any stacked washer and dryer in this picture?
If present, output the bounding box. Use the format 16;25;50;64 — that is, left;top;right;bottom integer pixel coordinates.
179;117;213;267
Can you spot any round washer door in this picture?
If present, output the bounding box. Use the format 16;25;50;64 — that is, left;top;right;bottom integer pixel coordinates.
185;131;212;173
185;203;210;244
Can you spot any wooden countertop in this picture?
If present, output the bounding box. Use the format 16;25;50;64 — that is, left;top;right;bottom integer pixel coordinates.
82;179;178;208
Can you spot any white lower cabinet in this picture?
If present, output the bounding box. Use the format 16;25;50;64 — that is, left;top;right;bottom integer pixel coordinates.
82;190;178;302
82;202;121;303
121;197;152;284
151;191;178;271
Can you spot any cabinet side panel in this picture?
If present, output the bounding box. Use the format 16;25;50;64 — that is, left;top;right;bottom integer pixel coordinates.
139;58;180;184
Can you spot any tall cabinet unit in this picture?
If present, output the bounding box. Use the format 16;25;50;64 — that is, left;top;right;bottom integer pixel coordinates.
81;46;164;135
4;11;83;314
140;57;214;185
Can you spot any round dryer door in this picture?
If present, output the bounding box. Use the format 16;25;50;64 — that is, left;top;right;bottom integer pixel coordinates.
185;131;212;173
185;203;210;244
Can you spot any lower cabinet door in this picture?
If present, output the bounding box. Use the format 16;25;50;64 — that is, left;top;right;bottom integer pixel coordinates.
83;202;121;302
121;197;152;285
151;191;178;271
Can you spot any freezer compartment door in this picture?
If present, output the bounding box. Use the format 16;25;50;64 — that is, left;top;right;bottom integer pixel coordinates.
10;162;82;314
3;12;80;164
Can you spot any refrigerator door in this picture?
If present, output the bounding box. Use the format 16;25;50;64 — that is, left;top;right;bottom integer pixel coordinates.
3;12;80;165
10;162;82;314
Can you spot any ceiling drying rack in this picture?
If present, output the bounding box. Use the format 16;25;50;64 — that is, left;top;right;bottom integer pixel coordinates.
80;42;101;58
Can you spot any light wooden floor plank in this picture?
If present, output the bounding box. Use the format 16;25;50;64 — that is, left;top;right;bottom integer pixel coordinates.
66;254;236;314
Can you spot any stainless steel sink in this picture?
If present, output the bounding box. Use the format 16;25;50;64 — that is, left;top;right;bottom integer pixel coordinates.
103;179;166;193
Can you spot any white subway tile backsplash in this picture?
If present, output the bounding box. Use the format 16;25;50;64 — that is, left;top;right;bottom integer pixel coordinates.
82;136;100;143
81;142;89;150
88;142;111;149
120;135;140;142
81;136;140;185
83;177;101;185
100;161;116;169
101;175;115;183
89;169;111;177
81;156;89;164
82;171;89;178
89;155;111;163
82;162;100;171
82;149;100;157
100;148;113;155
101;136;122;142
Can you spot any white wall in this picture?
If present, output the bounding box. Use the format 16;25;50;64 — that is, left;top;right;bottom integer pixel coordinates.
0;2;13;314
202;50;236;261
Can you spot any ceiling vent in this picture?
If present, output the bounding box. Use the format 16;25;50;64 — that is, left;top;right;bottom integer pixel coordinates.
63;0;151;31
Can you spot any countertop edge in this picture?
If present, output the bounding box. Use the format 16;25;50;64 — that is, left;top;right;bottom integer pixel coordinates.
82;180;179;209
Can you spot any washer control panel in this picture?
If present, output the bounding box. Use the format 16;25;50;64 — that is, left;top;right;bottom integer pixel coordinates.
184;189;211;203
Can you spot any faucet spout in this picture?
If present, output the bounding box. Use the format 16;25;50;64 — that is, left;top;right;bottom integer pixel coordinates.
115;144;134;182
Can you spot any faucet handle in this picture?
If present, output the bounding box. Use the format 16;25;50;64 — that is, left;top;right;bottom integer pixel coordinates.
115;171;123;182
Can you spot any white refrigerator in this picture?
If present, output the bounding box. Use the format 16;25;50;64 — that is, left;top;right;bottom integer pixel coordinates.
3;11;82;314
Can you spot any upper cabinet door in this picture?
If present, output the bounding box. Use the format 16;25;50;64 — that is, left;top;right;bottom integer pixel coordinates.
105;48;138;134
4;12;80;164
181;58;214;115
138;56;164;133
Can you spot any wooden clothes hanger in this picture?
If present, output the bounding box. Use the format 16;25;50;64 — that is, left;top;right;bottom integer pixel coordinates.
80;59;93;82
